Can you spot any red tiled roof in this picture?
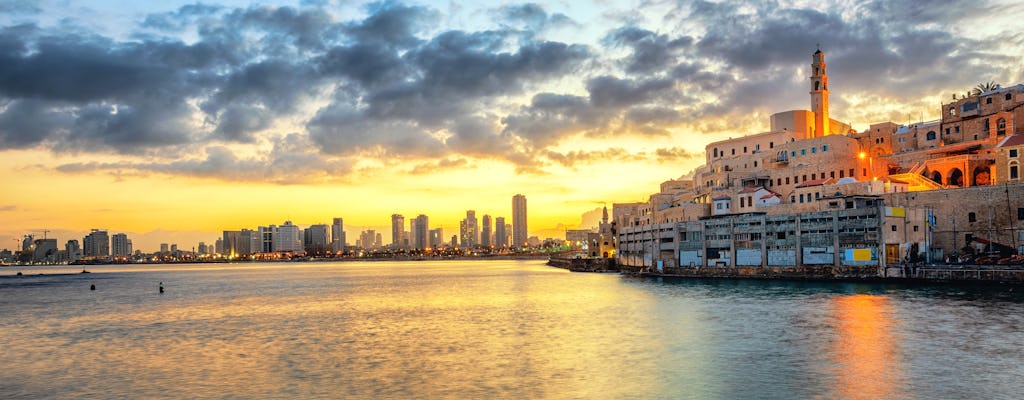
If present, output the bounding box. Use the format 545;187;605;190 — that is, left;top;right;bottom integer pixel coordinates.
998;134;1024;148
759;193;780;200
738;186;764;193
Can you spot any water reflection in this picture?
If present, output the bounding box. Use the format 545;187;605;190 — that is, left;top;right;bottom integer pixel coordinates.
830;295;903;400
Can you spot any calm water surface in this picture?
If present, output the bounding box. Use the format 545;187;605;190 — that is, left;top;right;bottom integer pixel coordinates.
2;260;1023;399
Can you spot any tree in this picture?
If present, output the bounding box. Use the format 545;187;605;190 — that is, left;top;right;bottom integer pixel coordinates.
970;81;1001;96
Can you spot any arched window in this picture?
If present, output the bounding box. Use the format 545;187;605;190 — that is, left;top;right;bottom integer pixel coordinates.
997;118;1006;136
814;81;820;91
926;131;936;140
949;107;956;116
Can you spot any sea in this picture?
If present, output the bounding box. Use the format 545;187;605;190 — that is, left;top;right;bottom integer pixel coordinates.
2;260;1023;399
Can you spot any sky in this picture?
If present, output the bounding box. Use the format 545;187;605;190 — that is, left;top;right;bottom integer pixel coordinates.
2;0;1023;252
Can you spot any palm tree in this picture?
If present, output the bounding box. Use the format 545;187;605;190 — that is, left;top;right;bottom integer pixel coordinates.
970;81;1001;96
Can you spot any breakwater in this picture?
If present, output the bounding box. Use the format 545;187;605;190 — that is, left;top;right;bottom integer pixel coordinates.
616;263;1024;284
547;257;619;273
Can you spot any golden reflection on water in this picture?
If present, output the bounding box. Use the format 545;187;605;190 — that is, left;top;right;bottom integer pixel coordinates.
830;294;904;400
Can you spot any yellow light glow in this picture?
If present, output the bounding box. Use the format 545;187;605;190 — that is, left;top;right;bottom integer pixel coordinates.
858;152;867;159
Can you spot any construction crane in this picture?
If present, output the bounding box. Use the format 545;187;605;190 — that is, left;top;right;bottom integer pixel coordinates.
27;229;51;240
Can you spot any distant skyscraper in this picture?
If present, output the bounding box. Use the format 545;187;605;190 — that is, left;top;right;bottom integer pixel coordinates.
258;226;275;253
391;214;405;249
414;214;429;249
481;215;492;247
111;233;131;257
495;217;507;248
65;239;81;262
429;228;443;247
375;232;383;248
83;229;109;257
331;217;345;252
223;230;242;256
274;221;302;253
32;239;57;262
513;194;528;247
461;210;478;247
304;224;329;254
160;243;169;254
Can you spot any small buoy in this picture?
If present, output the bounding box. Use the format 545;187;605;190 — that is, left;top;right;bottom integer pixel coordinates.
16;272;22;276
159;282;164;294
90;284;96;291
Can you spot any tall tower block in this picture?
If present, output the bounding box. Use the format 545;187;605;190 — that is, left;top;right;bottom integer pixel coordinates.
810;48;830;138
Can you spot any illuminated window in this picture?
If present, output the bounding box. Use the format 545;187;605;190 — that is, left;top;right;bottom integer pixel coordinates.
949;107;955;116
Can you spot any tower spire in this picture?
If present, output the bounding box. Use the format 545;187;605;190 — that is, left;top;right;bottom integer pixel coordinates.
810;47;830;137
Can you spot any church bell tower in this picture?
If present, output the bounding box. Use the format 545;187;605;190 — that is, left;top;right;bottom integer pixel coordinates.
810;47;830;138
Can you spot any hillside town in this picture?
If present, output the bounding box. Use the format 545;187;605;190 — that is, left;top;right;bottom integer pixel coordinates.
610;49;1024;275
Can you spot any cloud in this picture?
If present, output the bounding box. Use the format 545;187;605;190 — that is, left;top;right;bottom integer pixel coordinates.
408;157;469;175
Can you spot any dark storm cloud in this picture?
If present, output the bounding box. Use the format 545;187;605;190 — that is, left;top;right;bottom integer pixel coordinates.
495;3;578;33
605;27;693;74
3;0;1020;182
0;0;40;14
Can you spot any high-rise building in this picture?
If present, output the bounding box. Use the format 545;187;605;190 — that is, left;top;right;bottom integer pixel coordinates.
32;239;58;263
111;233;132;257
481;215;492;248
22;235;33;251
83;229;109;257
198;242;208;255
495;217;507;248
160;243;169;254
429;228;443;247
304;224;330;254
375;232;383;248
331;217;346;252
391;214;405;249
460;210;478;247
223;230;242;256
359;230;378;250
414;214;429;249
65;240;81;262
512;194;528;248
505;223;512;245
258;226;275;253
274;221;303;253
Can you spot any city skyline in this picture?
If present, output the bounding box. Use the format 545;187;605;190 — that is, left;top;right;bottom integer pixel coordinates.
2;1;1023;250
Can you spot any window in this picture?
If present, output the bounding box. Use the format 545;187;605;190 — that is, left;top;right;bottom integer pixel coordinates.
731;148;736;155
1011;165;1019;180
913;226;919;232
799;194;804;203
811;147;817;154
839;170;845;178
811;173;817;180
1007;93;1013;101
803;175;807;181
945;128;950;135
863;168;867;176
986;97;993;104
815;192;820;199
743;146;747;153
955;126;960;133
926;131;936;140
801;149;807;155
830;171;835;178
966;233;974;243
791;196;796;203
822;145;828;151
969;212;977;222
786;177;790;184
997;118;1006;136
716;203;722;210
777;178;782;186
754;161;758;167
1011;149;1018;158
849;168;854;177
891;225;897;232
791;151;797;157
1018;208;1024;220
713;148;718;157
770;142;774;149
949;107;955;116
